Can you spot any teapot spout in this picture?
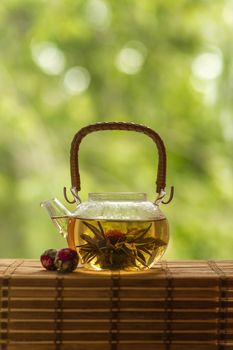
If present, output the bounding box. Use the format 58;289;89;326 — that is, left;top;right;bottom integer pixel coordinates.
40;198;72;239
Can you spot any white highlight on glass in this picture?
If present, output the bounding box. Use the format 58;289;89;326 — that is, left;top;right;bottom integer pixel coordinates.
115;41;147;75
31;41;65;75
85;0;111;29
191;51;223;80
64;67;91;95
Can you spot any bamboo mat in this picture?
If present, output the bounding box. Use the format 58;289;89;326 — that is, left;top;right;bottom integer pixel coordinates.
0;259;233;350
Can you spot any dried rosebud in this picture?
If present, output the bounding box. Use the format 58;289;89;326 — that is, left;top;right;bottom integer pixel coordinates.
105;229;124;245
40;249;57;271
55;248;79;273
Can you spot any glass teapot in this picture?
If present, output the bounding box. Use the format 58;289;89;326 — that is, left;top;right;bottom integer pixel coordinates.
41;122;174;271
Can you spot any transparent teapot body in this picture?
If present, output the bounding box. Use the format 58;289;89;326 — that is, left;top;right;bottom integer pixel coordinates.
68;192;169;271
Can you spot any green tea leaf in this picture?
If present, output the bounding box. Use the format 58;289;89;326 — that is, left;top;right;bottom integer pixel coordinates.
79;246;93;252
82;251;96;262
97;221;105;238
99;246;108;251
86;253;97;263
138;246;153;256
136;253;148;267
76;243;90;248
109;252;113;265
139;237;156;245
82;221;103;239
80;233;97;245
137;250;146;262
121;246;132;257
124;242;137;251
125;234;136;243
133;224;152;241
154;239;167;247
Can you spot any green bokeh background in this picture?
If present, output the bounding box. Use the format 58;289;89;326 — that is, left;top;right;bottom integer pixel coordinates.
0;0;232;259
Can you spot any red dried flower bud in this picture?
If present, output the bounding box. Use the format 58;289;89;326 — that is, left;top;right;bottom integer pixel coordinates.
55;248;79;273
57;248;78;262
40;249;57;271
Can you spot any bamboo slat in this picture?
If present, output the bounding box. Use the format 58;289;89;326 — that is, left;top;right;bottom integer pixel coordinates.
1;259;233;349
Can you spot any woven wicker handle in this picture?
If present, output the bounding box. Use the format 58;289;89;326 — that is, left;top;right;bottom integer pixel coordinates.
64;122;174;204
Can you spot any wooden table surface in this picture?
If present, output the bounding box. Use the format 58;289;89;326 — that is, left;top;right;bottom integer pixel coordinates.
0;259;233;350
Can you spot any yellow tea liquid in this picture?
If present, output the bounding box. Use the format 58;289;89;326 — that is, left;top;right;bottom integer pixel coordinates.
66;218;169;271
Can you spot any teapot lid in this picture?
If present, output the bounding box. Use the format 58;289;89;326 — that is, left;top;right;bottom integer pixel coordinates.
73;192;166;221
88;192;147;202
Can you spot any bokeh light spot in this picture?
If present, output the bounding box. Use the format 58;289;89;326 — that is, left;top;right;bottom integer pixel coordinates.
115;46;145;75
64;67;91;95
222;0;233;25
85;0;111;29
191;51;223;80
31;41;65;75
